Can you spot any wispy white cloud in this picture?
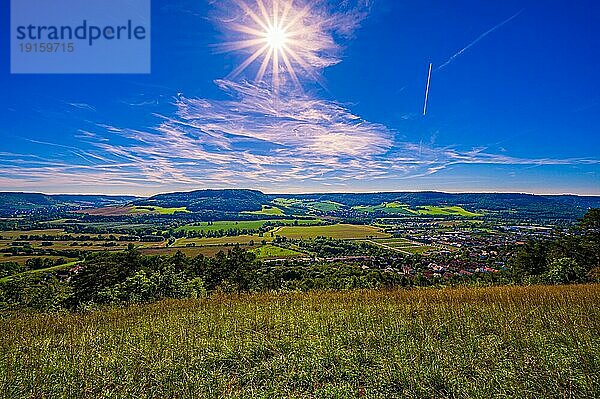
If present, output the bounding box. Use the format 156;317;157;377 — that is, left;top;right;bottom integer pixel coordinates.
3;80;599;193
5;78;597;193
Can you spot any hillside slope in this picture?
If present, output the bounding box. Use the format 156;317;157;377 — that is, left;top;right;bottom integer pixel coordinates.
0;193;139;215
135;189;269;213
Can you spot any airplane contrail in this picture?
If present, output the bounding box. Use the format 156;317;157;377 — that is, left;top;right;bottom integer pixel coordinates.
437;9;523;70
423;62;432;115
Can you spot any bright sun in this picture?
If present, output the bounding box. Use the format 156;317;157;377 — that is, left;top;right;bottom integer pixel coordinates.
266;26;288;50
221;0;314;92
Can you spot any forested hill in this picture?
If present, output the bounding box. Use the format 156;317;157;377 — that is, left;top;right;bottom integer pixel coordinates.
134;189;269;212
132;190;600;216
273;192;600;219
0;193;138;215
274;192;600;209
1;190;599;219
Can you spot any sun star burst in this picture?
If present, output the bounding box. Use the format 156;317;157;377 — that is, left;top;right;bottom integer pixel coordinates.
222;0;315;92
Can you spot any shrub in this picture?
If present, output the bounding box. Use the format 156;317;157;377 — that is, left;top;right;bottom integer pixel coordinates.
97;268;206;305
543;258;585;284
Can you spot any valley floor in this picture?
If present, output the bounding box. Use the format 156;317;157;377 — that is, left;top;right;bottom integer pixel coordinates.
1;284;599;398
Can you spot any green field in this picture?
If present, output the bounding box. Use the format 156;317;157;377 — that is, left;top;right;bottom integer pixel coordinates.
0;261;80;283
275;224;390;240
416;206;483;217
130;206;190;215
399;245;438;254
368;238;415;245
352;203;482;217
177;220;268;233
1;284;598;398
366;238;444;255
242;205;285;216
177;219;323;233
175;234;271;246
0;254;77;266
252;244;304;259
353;202;414;215
308;201;343;212
272;198;343;213
272;198;304;207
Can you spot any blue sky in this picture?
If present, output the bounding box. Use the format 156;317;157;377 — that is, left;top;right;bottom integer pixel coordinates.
1;0;599;195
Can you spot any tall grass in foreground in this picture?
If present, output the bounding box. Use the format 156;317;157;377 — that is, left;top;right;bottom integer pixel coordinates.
1;285;599;398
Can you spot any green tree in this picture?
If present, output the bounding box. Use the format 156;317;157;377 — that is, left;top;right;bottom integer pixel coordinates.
0;262;22;278
0;274;71;311
71;249;143;305
580;208;600;230
512;241;549;277
580;208;600;272
544;258;585;284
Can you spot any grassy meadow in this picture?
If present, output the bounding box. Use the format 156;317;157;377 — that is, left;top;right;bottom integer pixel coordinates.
176;220;270;232
351;203;483;217
415;206;483;217
242;205;286;216
176;219;322;233
130;206;190;215
271;198;343;212
251;244;305;259
352;202;413;214
1;284;598;398
365;238;445;255
175;235;273;246
274;224;390;240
